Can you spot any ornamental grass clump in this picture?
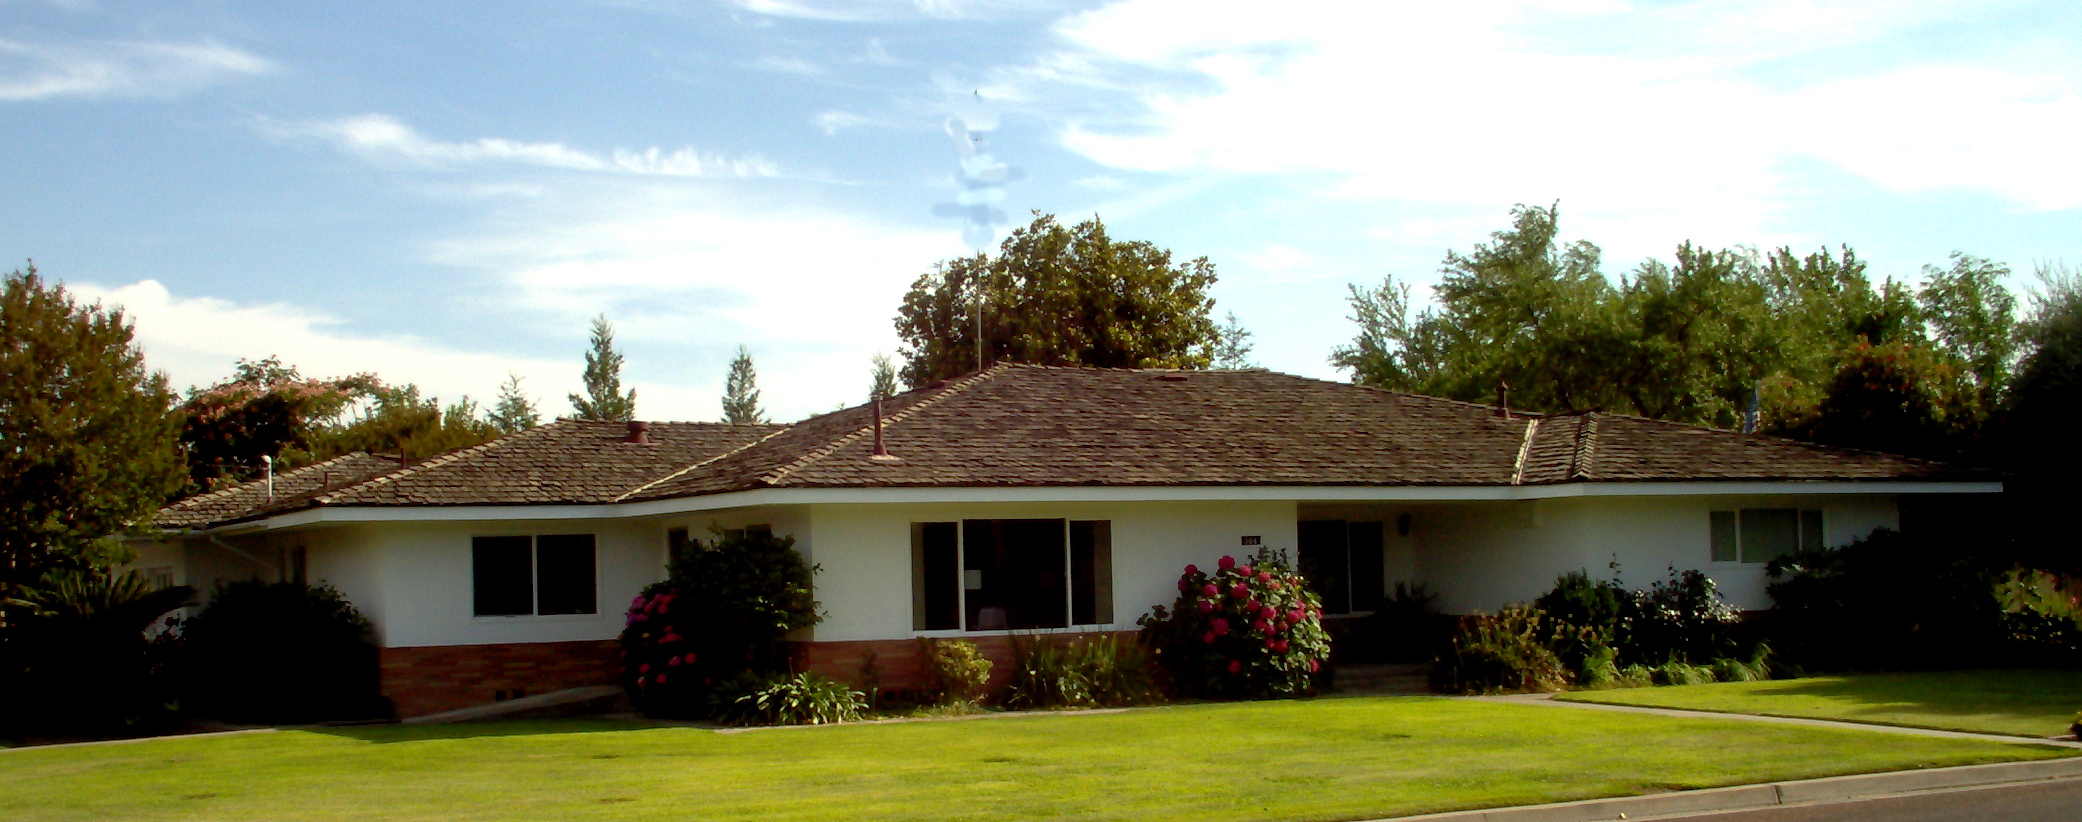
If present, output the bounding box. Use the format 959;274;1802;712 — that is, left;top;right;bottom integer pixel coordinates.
711;671;866;726
1137;548;1331;700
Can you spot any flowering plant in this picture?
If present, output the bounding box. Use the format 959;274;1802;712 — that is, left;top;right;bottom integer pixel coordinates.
618;528;820;718
1136;547;1331;699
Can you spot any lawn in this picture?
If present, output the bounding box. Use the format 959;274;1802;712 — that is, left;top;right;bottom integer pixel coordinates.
0;697;2070;822
1557;669;2082;738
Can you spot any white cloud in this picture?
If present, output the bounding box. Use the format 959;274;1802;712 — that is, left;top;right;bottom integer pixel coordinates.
812;109;873;135
64;279;583;413
421;184;967;420
0;37;272;101
747;55;822;75
283;114;780;178
1006;0;2082;262
728;0;1072;21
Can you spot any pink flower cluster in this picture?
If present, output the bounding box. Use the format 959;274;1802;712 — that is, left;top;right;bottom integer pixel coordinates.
1164;552;1328;691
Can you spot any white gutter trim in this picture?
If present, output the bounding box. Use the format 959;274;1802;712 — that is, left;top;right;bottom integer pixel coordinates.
216;480;2005;530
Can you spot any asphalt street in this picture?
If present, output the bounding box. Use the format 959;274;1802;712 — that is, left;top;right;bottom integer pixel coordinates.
1647;778;2082;822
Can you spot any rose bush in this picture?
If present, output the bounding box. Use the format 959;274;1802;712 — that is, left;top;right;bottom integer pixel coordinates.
619;528;820;718
1136;548;1331;699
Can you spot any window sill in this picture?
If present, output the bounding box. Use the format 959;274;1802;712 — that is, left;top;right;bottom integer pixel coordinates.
470;613;604;623
910;624;1124;639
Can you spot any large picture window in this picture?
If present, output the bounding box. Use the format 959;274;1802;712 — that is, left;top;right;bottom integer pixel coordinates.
910;519;1112;632
473;534;597;617
1709;509;1823;564
1298;520;1385;616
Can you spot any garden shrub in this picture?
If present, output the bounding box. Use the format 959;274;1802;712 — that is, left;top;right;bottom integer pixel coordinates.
710;671;866;726
1533;570;1630;671
1137;549;1331;700
1430;607;1571;694
621;528;820;719
1632;568;1742;664
178;580;381;723
0;569;193;736
1762;528;2005;671
1336;582;1452;664
1995;568;2082;665
920;638;991;705
1001;634;1161;710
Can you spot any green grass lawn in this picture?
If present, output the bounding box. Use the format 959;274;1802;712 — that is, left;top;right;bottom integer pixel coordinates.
1557;669;2082;738
0;697;2069;822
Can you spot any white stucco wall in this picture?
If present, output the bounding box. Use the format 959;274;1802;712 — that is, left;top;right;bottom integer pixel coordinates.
803;500;1299;642
1416;494;1899;613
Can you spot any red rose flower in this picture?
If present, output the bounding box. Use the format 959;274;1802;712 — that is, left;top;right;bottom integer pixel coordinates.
1259;605;1277;620
668;656;681;667
1238;564;1254;577
1253;619;1271;633
1270;580;1283;590
1202;631;1216;645
1228;659;1242;674
639;663;651;673
656;673;668;684
1308;659;1321;673
1211;618;1230;636
1197;599;1215;613
1218;555;1237;570
1203;583;1219;597
1178;578;1189;591
1184;564;1200;575
1230;584;1248;599
683;653;697;664
1256;571;1272;584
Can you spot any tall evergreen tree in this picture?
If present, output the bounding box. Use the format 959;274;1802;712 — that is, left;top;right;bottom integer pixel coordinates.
489;372;541;434
868;353;898;401
569;315;636;421
0;265;185;594
722;346;767;424
1212;311;1257;369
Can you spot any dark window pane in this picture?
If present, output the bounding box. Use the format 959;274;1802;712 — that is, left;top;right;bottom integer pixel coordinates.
1800;510;1825;551
1348;521;1384;612
964;519;1067;630
535;534;597;615
1298;520;1351;615
1710;511;1738;562
666;527;690;566
1740;509;1798;564
1071;521;1113;625
913;522;960;631
473;536;534;616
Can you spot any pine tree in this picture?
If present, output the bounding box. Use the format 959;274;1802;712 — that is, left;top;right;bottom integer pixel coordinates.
569;315;636;421
868;353;898;401
1211;311;1257;369
0;265;185;594
490;372;541;434
722;346;768;424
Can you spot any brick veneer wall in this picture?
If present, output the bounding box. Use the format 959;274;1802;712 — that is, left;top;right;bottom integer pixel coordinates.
380;640;621;718
799;631;1138;696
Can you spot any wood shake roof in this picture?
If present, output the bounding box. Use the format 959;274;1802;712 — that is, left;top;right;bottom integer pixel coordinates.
155;363;1982;529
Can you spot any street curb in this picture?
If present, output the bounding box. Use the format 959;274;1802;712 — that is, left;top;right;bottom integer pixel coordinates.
1364;756;2082;822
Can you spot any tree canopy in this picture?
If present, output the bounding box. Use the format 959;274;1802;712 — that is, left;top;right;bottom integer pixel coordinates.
1334;204;2021;462
178;356;375;490
0;266;184;592
722;346;767;424
895;213;1225;387
570;315;636;422
489;372;541;434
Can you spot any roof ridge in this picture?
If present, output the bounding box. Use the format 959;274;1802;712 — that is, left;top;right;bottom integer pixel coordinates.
1569;413;1599;481
1511;417;1541;486
314;422;557;504
756;363;1011;487
162;450;382;514
1598;411;1962;467
613;426;796;503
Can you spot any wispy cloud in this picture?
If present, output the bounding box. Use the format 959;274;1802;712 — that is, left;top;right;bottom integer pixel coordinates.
0;37;273;101
281;114;781;178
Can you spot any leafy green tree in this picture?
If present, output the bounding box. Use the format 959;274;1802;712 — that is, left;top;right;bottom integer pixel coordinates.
0;266;184;594
312;384;498;463
569;315;636;421
722;346;767;424
868;353;898;401
2005;265;2082;568
178;357;376;491
895;213;1222;386
1212;311;1257;369
1919;253;2017;416
489;372;541;434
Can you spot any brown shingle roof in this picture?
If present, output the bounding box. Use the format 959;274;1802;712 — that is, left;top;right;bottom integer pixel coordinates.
157;364;1984;528
157;451;402;529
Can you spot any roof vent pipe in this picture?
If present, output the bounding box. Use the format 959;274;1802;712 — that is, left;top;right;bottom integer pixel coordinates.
264;454;275;502
626;420;651;445
871;396;893;460
1495;380;1512;420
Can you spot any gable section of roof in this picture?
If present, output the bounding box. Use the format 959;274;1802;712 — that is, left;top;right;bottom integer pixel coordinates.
320;419;783;507
1518;410;1965;484
156;451;402;529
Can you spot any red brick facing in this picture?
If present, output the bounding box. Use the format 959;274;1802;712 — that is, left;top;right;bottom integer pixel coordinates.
799;631;1137;695
380;640;621;718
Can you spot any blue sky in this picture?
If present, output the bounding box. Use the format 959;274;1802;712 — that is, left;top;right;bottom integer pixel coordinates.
8;0;2081;422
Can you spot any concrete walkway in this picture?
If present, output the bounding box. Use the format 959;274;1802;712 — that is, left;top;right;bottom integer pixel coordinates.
1458;692;2082;749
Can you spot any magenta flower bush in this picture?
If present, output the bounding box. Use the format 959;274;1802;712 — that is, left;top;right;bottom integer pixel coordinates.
618;528;820;718
1136;548;1331;699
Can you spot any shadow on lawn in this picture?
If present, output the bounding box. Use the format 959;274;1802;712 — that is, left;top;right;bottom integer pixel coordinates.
1729;669;2080;722
305;717;665;744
